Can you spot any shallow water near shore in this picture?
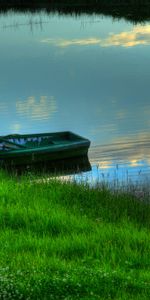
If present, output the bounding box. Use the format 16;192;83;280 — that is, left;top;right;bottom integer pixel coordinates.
0;10;150;184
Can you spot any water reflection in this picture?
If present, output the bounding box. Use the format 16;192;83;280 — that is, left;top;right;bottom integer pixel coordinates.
16;96;57;121
65;143;150;188
41;24;150;48
101;25;150;47
5;155;91;177
1;18;48;31
0;2;150;23
85;137;150;186
89;134;150;165
0;11;150;184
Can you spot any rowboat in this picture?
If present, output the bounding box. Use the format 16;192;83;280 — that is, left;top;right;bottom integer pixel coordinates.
0;131;90;166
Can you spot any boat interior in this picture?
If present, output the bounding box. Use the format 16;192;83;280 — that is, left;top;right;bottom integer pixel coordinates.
0;132;84;151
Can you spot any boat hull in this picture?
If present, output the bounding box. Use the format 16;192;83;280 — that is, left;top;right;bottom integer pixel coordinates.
0;145;89;166
0;131;90;166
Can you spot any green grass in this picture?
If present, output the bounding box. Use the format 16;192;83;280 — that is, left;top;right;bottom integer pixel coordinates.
0;170;150;299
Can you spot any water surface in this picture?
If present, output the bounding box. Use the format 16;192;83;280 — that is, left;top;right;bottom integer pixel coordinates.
1;11;150;183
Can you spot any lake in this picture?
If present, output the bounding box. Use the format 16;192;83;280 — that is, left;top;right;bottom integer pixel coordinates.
1;10;150;184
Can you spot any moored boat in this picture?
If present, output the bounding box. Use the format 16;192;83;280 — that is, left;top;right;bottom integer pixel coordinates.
0;131;90;166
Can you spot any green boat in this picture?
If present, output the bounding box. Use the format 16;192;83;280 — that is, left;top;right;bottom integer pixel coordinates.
0;131;90;166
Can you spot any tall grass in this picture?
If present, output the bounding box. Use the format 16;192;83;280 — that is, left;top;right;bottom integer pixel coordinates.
0;170;149;299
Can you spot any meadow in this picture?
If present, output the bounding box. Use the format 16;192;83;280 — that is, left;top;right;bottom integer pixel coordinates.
0;170;149;299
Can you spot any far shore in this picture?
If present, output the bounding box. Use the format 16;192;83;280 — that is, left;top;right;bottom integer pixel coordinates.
0;0;150;23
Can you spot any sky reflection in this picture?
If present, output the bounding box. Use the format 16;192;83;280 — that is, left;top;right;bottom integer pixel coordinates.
0;12;150;183
41;24;150;48
16;96;57;121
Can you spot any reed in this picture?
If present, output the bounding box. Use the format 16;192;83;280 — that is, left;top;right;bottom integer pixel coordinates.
0;170;149;299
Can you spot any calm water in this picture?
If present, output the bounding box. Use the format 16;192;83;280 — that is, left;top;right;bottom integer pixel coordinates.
1;11;150;183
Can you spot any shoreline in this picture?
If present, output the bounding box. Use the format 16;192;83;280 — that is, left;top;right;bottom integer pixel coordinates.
0;1;150;23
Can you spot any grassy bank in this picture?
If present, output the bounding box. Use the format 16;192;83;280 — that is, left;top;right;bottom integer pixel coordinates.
0;171;150;299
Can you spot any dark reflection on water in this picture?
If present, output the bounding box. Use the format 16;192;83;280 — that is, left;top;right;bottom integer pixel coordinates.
4;155;91;177
0;1;150;23
0;10;150;184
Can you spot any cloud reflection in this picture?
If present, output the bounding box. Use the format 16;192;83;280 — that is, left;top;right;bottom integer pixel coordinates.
41;25;150;48
41;37;101;47
89;133;150;170
16;96;57;121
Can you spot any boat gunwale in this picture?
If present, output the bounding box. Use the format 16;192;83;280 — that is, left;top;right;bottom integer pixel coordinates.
2;131;87;140
0;131;90;157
